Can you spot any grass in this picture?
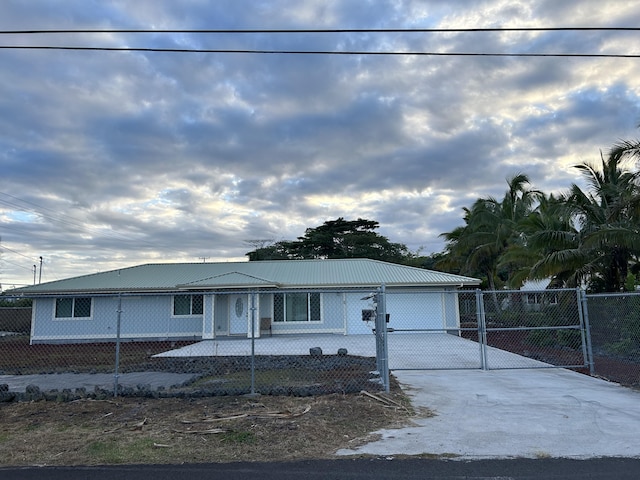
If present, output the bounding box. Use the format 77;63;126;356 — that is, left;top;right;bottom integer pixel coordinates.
191;368;350;391
0;337;411;466
222;431;257;444
86;438;159;464
0;391;417;466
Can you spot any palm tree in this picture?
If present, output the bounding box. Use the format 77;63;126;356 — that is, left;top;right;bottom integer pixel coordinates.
529;143;640;292
440;137;640;293
500;192;577;288
439;174;540;294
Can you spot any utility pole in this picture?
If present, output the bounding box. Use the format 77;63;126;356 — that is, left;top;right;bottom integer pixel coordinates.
38;256;43;284
198;256;210;263
33;265;36;285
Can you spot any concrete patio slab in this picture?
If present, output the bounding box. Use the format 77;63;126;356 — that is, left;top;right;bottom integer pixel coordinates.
154;333;548;370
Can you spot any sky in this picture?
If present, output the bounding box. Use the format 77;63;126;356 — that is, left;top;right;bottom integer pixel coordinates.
1;0;640;289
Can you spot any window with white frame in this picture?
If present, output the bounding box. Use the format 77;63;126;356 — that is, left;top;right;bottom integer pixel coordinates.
173;294;204;316
273;292;321;322
55;297;92;319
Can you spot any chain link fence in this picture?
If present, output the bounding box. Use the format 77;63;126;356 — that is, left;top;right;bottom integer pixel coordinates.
383;289;482;370
0;289;384;401
585;292;640;388
1;287;639;401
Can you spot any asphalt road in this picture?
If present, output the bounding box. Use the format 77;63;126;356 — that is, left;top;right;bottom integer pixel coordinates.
2;458;640;479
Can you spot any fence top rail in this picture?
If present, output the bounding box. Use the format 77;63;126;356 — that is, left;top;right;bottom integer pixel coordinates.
483;288;579;294
585;291;640;299
4;287;584;300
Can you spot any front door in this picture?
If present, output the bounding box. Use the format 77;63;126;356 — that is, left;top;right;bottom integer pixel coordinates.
229;294;248;335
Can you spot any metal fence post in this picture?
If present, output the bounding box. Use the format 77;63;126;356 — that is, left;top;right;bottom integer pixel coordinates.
250;290;257;396
579;288;595;376
376;284;390;393
113;293;122;397
476;289;487;370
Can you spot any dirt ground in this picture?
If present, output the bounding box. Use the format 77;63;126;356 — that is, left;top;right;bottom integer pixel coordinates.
0;389;422;466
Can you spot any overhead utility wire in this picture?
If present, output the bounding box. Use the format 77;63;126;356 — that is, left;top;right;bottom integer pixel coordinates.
0;45;637;58
1;27;640;34
0;256;35;273
0;243;37;262
0;192;188;256
2;27;637;57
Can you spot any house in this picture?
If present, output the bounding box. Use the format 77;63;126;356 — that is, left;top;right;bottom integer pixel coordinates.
520;278;558;312
11;259;480;344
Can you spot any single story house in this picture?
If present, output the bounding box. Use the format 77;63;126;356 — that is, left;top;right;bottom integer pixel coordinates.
11;259;480;344
520;278;558;311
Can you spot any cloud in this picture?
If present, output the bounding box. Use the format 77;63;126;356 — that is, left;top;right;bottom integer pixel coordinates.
1;0;640;287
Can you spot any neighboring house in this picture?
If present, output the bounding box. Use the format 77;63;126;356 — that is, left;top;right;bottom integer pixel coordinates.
10;259;479;344
520;278;557;312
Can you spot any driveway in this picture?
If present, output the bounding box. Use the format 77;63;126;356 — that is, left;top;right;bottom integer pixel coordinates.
340;334;640;459
163;333;640;459
337;367;640;459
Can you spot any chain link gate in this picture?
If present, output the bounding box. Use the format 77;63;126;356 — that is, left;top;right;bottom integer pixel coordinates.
378;288;591;373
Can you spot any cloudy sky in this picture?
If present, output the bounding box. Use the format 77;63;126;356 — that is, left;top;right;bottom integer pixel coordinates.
1;0;640;288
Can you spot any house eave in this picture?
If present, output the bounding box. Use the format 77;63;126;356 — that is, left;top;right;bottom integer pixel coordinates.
16;281;477;297
16;287;189;297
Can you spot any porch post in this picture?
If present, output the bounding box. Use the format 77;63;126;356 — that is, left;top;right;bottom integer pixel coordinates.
202;294;215;339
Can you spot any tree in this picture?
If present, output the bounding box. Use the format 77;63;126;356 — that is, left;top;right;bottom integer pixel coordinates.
245;240;303;261
438;135;640;293
500;192;577;288
439;174;540;291
246;218;411;264
529;144;640;292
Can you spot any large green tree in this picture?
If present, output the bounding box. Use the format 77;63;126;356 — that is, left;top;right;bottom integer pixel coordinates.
440;137;640;293
529;144;640;291
438;174;539;291
246;218;411;264
500;192;577;288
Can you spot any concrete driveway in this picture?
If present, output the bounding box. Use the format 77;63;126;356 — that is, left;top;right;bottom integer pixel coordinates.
341;334;640;459
163;332;640;459
337;367;640;459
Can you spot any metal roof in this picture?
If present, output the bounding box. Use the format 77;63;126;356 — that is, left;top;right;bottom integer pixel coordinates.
10;259;480;295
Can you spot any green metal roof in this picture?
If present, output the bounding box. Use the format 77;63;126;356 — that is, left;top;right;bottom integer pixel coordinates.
11;259;480;294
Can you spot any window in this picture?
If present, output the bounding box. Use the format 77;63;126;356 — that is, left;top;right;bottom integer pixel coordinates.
173;294;204;316
274;292;321;322
55;297;92;319
525;293;558;306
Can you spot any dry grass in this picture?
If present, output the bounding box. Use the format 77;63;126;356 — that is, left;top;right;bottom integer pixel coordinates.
0;390;422;466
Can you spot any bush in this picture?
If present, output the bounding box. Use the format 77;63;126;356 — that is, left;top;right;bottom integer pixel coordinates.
526;328;582;349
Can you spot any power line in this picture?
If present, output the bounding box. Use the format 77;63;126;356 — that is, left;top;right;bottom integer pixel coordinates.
0;243;37;262
0;45;638;58
1;27;640;34
0;26;638;57
0;257;35;273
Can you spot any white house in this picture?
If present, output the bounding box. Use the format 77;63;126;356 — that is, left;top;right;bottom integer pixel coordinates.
11;259;480;344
